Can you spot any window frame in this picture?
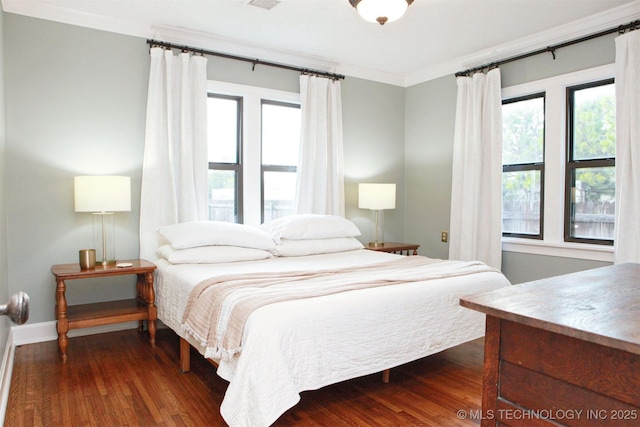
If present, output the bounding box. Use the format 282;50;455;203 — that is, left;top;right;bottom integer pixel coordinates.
563;78;615;246
207;80;300;227
500;64;615;262
501;92;546;240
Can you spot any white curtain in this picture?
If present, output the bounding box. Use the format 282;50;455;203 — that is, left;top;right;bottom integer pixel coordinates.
139;48;208;261
614;30;640;264
449;68;503;270
296;75;345;216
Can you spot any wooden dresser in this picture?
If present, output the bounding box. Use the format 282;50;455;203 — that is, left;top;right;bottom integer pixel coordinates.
460;263;639;426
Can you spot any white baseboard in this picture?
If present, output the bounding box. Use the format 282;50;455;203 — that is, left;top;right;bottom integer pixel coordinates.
11;320;139;346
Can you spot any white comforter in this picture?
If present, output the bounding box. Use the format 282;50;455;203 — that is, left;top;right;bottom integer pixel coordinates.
154;250;511;427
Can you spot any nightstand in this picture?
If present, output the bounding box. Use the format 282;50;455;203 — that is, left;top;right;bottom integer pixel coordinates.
364;242;420;256
51;259;157;362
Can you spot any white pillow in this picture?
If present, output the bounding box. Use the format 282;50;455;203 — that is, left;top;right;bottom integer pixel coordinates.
158;221;276;251
275;237;364;257
261;214;361;243
157;245;273;264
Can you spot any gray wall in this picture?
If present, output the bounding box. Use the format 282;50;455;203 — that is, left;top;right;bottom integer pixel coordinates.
404;34;618;284
4;15;150;324
2;11;621;325
3;13;406;324
405;74;457;260
342;77;406;243
0;8;10;350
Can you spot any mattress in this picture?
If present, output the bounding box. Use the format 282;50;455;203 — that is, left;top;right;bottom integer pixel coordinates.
154;249;511;426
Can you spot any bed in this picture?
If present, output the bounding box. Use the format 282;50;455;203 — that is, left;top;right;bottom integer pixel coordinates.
152;215;511;427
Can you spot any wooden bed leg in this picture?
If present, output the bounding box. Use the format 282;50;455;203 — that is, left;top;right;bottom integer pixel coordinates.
180;338;191;373
382;369;390;383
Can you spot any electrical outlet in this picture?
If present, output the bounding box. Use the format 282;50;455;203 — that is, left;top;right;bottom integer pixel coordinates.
441;231;448;243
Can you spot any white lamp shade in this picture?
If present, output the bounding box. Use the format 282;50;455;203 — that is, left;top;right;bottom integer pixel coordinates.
74;176;131;213
355;0;409;24
358;183;396;210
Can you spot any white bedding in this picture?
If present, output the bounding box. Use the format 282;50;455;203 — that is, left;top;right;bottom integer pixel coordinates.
154;249;511;427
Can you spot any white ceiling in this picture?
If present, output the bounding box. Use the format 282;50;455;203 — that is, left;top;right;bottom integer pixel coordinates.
3;0;639;86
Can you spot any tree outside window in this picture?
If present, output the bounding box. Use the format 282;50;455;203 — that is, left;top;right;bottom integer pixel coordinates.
565;79;615;244
502;94;545;238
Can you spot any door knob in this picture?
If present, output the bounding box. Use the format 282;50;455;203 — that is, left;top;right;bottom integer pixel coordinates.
0;292;29;325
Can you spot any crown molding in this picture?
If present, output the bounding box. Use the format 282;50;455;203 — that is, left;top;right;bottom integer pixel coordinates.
336;63;406;87
3;0;639;88
405;0;640;87
0;0;404;86
1;0;152;38
149;23;343;74
1;0;359;81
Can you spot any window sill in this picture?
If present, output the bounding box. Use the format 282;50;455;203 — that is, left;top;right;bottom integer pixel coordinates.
502;237;613;262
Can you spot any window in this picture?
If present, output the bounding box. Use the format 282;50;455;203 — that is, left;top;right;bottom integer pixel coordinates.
207;81;300;226
502;94;545;239
207;95;243;223
500;64;615;262
261;101;300;223
565;79;615;244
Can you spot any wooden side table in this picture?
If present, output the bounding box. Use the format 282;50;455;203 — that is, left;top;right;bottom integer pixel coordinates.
51;259;157;362
364;242;420;256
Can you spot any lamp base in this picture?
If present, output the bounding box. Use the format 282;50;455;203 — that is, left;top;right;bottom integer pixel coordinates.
369;209;385;246
368;242;386;248
92;212;116;266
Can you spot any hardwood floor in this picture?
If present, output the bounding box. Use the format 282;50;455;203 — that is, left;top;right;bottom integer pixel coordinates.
6;328;484;426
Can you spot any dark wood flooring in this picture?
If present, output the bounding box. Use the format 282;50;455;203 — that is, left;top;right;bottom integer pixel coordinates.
6;328;484;426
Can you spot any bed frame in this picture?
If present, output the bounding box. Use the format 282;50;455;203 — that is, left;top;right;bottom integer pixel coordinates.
179;337;391;382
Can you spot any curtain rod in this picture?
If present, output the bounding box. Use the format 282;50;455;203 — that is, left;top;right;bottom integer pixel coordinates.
455;19;640;77
146;39;345;81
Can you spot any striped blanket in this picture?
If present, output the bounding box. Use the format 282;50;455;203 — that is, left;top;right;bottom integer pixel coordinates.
181;256;496;361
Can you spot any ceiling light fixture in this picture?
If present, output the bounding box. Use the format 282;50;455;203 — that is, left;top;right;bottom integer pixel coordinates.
349;0;414;25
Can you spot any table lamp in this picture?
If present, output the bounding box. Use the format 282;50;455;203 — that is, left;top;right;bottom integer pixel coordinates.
74;176;131;265
358;183;396;247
